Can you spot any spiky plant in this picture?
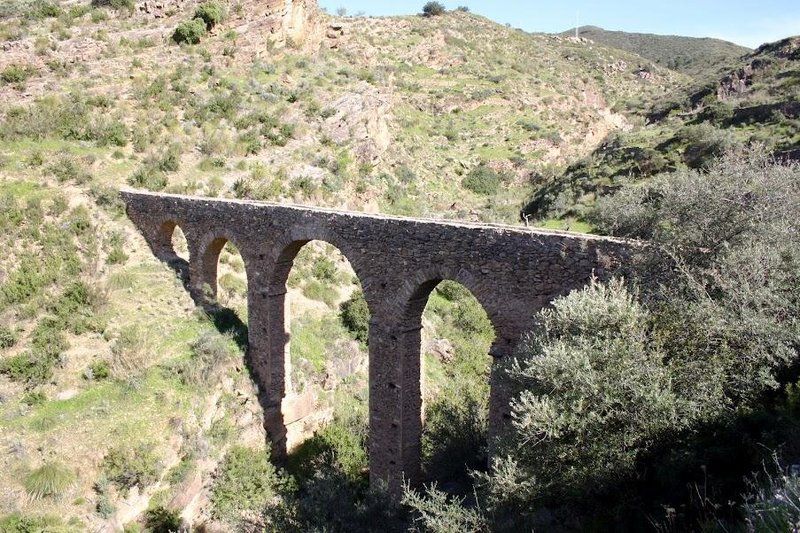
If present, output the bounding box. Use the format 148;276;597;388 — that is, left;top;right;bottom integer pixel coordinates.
24;462;76;500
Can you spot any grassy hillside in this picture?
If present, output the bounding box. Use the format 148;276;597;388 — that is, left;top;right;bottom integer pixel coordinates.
525;35;800;221
563;25;750;78
0;2;690;528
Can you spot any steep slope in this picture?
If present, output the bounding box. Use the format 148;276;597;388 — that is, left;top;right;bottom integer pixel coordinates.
524;35;800;220
562;25;750;78
0;2;689;528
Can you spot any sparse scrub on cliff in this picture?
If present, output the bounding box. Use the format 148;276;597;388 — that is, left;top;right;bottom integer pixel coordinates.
1;64;36;85
0;514;77;532
462;164;506;196
102;443;161;494
422;2;446;17
90;0;135;11
0;324;17;349
110;325;152;378
210;446;284;524
24;462;76;500
340;290;370;344
194;1;225;30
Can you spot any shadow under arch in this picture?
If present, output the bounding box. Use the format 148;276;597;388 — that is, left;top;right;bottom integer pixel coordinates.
193;232;252;353
153;220;191;282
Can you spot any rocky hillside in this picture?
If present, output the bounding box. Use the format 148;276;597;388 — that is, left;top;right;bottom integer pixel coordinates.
0;1;709;529
525;35;800;220
563;25;750;79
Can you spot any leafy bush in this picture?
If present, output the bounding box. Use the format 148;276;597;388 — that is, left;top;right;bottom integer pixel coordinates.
482;279;681;507
1;64;35;85
0;316;69;386
143;507;182;532
21;391;46;406
106;232;128;264
90;0;135;10
0;514;74;532
86;360;110;380
311;257;337;282
194;1;225;29
48;280;105;334
422;2;446;16
403;485;489;532
173;19;207;45
591;149;800;407
127;165;167;191
24;462;76;500
30;0;63;18
462;165;504;196
0;324;17;349
102;443;160;492
0;353;55;386
210;446;283;524
302;280;338;307
339;290;370;344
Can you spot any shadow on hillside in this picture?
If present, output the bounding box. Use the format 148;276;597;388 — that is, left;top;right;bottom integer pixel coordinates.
164;255;249;351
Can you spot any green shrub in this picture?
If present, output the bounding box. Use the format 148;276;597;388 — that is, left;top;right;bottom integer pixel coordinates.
48;280;104;334
591;150;800;406
403;485;489;532
24;462;76;500
90;0;135;11
302;280;338;307
0;514;73;533
210;446;282;523
21;390;46;406
194;1;225;29
0;353;53;385
462;165;503;196
0;324;17;349
435;280;471;302
127;166;167;191
86;359;110;380
107;232;128;264
1;64;34;85
170;332;234;385
102;443;160;492
339;290;370;344
0;317;68;385
92;119;127;147
311;257;337;282
29;0;63;18
143;507;181;532
422;2;446;16
288;417;369;484
481;279;681;507
46;154;91;183
173;19;207;45
219;273;246;298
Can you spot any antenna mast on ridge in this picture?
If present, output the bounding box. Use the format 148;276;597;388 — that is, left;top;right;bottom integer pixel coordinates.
575;9;579;38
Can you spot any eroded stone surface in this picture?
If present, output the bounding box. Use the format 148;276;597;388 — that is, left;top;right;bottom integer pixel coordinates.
121;189;634;494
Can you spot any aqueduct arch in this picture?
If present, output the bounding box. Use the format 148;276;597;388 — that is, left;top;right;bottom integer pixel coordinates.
121;189;633;495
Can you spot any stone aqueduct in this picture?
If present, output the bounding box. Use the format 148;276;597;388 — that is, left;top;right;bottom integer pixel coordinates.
121;190;632;493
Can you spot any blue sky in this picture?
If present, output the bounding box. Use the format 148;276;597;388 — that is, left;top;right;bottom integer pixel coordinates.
318;1;800;48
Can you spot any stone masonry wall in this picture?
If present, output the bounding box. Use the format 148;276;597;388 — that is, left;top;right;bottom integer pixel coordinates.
121;189;634;495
